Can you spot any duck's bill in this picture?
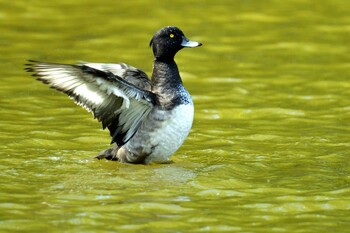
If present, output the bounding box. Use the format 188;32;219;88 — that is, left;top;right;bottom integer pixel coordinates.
181;36;202;47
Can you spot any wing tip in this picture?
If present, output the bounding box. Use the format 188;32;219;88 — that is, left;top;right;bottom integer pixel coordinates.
24;60;43;74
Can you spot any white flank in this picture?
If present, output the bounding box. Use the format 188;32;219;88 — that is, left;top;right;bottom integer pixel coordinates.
145;103;194;163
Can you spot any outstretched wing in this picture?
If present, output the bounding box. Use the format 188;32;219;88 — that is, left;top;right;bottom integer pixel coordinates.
80;62;152;91
25;60;157;146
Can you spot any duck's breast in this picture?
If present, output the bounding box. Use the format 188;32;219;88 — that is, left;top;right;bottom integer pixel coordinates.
144;102;194;163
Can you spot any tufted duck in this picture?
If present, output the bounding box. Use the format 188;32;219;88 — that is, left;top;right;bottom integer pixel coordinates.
25;26;202;164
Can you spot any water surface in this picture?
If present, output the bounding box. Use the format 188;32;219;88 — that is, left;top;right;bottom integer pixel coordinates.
1;0;349;232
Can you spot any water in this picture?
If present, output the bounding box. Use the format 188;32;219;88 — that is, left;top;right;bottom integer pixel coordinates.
1;0;349;232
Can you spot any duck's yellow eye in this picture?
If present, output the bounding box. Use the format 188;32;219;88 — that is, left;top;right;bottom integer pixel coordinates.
170;34;174;38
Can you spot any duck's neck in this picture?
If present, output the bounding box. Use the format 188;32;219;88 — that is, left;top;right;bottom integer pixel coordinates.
151;59;186;108
151;59;183;92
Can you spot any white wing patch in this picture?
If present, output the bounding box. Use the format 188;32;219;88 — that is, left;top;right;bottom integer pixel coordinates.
74;84;105;105
81;62;127;77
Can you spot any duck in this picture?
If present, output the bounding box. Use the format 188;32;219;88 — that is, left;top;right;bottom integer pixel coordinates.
25;26;202;164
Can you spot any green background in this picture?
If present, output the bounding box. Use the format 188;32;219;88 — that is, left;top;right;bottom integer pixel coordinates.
1;0;349;232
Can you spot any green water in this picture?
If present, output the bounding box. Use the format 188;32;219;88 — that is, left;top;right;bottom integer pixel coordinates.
1;0;349;232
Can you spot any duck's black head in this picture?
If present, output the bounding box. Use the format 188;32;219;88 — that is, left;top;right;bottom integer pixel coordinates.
149;26;202;62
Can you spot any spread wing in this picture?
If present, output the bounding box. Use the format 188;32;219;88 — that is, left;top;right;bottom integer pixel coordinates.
25;60;157;146
80;62;152;91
